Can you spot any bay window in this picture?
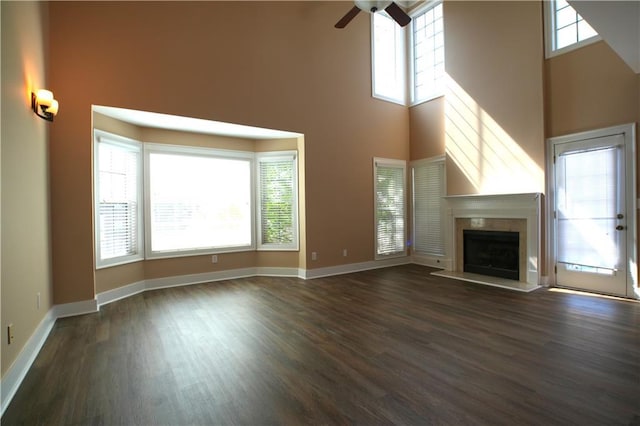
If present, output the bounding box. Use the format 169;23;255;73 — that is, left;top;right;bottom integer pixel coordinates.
94;131;299;267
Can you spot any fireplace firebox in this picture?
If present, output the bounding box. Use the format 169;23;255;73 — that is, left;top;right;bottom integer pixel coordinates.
463;230;519;280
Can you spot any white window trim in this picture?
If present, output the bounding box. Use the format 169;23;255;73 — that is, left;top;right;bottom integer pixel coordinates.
374;157;408;260
94;130;144;269
408;0;445;106
256;151;299;251
143;143;256;259
543;0;601;59
371;11;407;105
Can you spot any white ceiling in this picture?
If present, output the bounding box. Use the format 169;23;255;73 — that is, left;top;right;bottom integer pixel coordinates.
92;105;302;140
569;0;640;74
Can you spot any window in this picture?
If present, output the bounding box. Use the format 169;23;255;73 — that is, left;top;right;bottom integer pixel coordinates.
412;157;445;256
374;158;407;259
371;2;445;105
545;0;599;57
372;11;406;104
145;144;254;258
411;2;445;104
257;153;298;250
94;131;143;268
94;134;300;266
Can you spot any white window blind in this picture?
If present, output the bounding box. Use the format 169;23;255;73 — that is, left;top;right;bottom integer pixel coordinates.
374;158;407;258
412;158;445;256
146;146;253;257
95;132;143;267
257;154;298;250
412;2;444;104
557;146;619;271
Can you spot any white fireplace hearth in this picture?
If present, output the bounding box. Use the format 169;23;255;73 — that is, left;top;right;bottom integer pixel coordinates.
432;193;543;293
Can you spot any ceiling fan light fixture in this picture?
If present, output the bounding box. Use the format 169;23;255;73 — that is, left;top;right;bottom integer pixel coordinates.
335;1;411;29
354;0;393;13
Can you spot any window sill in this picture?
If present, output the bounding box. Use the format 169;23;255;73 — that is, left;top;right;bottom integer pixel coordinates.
410;92;445;108
96;255;144;270
545;36;602;60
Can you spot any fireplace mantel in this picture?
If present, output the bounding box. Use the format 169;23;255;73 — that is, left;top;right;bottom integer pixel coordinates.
434;192;543;292
443;192;542;216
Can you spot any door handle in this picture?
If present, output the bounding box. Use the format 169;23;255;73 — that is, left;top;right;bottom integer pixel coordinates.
616;225;626;231
617;213;624;219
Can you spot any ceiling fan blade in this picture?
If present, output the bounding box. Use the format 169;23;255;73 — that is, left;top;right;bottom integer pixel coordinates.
335;6;361;28
384;2;411;27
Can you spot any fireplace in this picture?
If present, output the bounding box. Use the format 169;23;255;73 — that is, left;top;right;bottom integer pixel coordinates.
431;193;542;292
463;230;519;280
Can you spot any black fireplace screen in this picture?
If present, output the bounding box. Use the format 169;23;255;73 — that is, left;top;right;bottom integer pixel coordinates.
463;230;519;280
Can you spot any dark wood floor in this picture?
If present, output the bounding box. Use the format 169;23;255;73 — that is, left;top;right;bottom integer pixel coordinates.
3;264;639;425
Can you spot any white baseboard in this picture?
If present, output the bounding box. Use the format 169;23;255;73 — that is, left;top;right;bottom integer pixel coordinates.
255;267;302;278
1;298;99;415
411;254;451;270
97;267;303;308
303;257;411;279
145;267;258;291
0;309;56;417
53;298;99;318
539;275;552;287
96;280;146;306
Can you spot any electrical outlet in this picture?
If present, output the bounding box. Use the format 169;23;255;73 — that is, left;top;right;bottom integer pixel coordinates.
211;255;218;264
7;324;14;345
343;249;348;257
311;252;317;261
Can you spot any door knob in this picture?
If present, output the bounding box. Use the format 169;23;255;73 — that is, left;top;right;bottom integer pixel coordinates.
617;213;624;219
616;225;625;231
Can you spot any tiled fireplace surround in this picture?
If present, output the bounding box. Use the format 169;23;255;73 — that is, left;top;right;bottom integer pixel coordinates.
434;193;543;291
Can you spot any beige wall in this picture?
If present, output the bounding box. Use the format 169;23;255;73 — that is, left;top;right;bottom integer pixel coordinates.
443;1;545;195
50;1;409;303
545;40;638;137
410;2;545;196
1;1;53;376
409;97;445;161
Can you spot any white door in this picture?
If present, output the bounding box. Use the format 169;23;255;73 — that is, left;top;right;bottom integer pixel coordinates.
551;127;635;297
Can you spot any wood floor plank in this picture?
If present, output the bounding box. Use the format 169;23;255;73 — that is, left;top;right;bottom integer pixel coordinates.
2;264;639;425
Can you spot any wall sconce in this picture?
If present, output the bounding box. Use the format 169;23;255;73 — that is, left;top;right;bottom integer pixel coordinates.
31;89;59;122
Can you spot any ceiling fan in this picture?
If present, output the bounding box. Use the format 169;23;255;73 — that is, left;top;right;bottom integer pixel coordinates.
335;0;411;29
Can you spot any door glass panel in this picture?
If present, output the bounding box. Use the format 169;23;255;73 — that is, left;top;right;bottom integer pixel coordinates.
556;146;620;273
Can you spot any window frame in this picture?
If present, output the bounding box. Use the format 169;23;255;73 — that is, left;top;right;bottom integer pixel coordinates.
143;143;256;260
373;157;408;260
93;130;144;269
411;155;446;257
371;10;407;105
544;0;601;59
256;151;299;251
409;0;445;106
